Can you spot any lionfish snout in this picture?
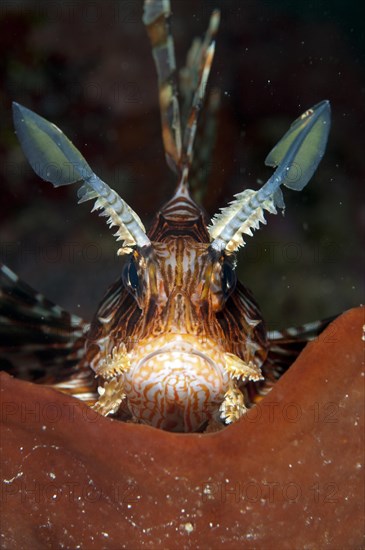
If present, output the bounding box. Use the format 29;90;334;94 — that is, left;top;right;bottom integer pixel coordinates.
124;334;229;432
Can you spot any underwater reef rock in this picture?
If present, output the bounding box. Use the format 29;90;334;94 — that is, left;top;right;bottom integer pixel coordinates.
1;307;364;549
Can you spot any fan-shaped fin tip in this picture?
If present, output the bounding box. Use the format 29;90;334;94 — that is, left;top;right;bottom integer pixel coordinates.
12;102;93;187
264;99;331;192
208;100;331;253
13;102;151;250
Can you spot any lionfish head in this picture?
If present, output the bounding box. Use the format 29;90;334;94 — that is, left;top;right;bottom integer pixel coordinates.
115;242;239;432
86;183;264;432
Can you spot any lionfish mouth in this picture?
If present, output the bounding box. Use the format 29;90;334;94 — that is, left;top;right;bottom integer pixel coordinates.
124;334;230;432
137;337;222;370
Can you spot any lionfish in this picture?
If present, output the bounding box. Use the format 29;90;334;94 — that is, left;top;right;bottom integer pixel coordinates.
1;0;331;432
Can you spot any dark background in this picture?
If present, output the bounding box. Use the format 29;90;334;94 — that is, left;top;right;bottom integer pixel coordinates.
0;0;363;329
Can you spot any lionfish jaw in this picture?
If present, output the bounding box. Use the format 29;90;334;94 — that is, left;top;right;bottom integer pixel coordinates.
94;334;264;432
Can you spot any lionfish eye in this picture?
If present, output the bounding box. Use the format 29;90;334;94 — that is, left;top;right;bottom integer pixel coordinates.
222;262;236;297
123;259;140;293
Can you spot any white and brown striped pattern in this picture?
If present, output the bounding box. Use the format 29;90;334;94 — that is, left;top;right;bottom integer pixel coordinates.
2;0;333;433
86;186;268;431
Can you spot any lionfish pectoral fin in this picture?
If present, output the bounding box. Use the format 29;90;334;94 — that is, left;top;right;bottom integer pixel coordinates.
93;377;126;417
265;315;338;379
208;100;331;253
47;368;99;406
240;315;339;408
12;102;150;251
0;263;88;384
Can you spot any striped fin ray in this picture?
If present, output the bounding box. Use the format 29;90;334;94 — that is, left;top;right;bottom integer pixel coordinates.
181;39;216;177
143;0;219;177
208;100;331;253
266;315;336;372
188;87;221;203
245;315;337;405
180;11;220;127
143;0;182;173
179;9;220;179
49;368;98;406
0;263;87;382
12;102;150;252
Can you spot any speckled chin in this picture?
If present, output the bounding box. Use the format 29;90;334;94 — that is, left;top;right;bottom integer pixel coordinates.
124;335;230;432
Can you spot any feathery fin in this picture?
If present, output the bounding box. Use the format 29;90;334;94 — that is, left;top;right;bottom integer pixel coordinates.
265;100;331;191
12;102;151;251
208;100;331;253
0;263;86;381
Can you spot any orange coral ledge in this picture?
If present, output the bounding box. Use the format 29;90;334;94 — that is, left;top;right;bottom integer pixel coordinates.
1;307;364;548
